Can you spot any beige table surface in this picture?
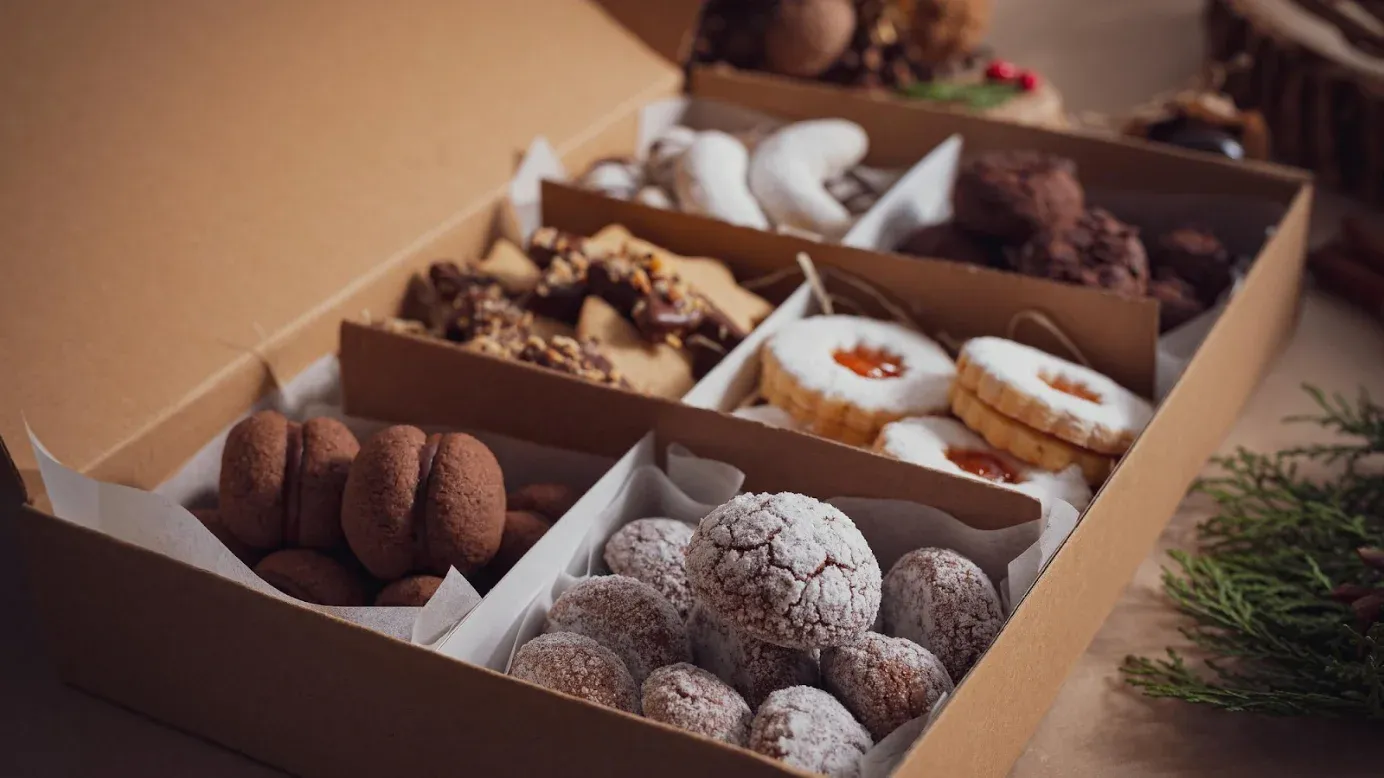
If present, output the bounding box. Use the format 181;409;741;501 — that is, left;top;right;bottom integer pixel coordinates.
3;1;1382;776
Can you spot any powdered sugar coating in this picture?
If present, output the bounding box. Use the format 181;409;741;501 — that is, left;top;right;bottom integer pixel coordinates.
687;603;820;709
510;632;638;713
766;316;957;416
748;686;872;778
603;518;694;618
820;632;953;740
642;662;752;745
686;493;882;650
881;548;1004;681
545;576;691;685
875;416;1092;511
961;337;1153;438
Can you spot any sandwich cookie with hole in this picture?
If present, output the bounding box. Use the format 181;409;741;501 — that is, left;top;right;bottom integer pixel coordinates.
948;337;1153;486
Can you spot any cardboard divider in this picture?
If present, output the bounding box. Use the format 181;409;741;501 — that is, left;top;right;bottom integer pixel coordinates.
542;181;1160;394
689;67;1311;199
338;320;1039;529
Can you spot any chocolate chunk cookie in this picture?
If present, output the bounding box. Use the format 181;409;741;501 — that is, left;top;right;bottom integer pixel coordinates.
952;150;1085;242
1014;208;1150;297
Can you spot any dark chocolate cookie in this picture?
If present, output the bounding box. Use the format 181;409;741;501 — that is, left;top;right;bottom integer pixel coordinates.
952;150;1085;242
897;222;1006;268
1014;208;1150;297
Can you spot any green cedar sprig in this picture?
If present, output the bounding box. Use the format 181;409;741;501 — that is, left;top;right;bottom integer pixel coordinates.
1121;386;1384;718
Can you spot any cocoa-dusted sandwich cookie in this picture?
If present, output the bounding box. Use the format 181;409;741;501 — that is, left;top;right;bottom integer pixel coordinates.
506;482;579;522
190;507;262;567
342;425;506;580
475;510;553;590
1014;208;1150;298
952;150;1085;243
897;222;1006;268
219;411;360;551
255;549;368;606
375;574;444;607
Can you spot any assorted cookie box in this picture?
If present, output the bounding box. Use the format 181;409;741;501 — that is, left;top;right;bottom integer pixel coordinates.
5;8;1313;777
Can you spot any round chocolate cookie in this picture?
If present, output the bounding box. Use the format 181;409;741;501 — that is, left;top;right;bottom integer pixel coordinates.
1148;271;1207;333
1148;226;1232;303
881;547;1004;682
821;632;953;740
687;604;820;709
219;411;360;551
748;686;872;778
603;518;694;619
511;632;639;714
952;150;1085;242
191;507;262;567
341;425;506;580
485;510;552;580
507;482;579;522
545;575;691;685
1014;208;1150;297
374;574;444;607
686;492;881;650
897;223;1006;268
254;548;367;606
642;662;752;746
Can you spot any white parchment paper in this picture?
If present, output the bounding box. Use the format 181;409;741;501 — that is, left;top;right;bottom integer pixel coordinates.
438;437;1077;776
28;355;614;647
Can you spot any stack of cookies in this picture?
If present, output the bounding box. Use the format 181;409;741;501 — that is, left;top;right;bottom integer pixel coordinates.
508;492;1005;778
201;410;577;607
899;149;1235;333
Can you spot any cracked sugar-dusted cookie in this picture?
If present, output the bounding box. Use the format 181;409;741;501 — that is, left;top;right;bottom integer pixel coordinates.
686;492;881;650
603;518;694;619
748;686;872;778
881;547;1004;682
642;662;752;746
821;632;953;741
545;575;691;685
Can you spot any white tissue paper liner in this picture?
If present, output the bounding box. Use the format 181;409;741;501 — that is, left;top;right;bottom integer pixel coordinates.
27;354;614;647
436;433;1077;776
506;96;927;246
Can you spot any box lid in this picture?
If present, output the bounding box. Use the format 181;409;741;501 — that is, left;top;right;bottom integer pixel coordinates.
0;0;679;481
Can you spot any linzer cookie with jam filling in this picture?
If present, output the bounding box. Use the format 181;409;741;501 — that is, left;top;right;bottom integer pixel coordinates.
760;315;957;446
955;337;1154;455
873;416;1092;511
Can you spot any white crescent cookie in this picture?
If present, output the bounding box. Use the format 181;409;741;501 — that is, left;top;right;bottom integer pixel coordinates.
765;316;956;415
957;337;1154;455
874;417;1092;512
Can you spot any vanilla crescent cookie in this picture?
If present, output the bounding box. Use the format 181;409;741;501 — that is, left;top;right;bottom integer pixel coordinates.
950;383;1114;486
874;417;1093;511
956;337;1154;455
761;316;957;446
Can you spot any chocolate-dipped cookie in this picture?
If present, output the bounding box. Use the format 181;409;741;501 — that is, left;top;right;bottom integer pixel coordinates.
342;425;506;580
219;411;360;551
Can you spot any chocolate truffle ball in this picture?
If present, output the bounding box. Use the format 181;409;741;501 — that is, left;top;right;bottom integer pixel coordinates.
1014;208;1150;297
341;425;506;580
764;0;857;79
686;493;881;650
881;548;1004;682
545;575;691;685
507;482;579;522
748;686;872;778
642;663;752;746
1148;271;1206;333
486;510;552;579
952;150;1085;242
821;632;954;740
191;507;262;566
898;223;1005;268
510;632;639;714
374;574;444;607
603;518;694;619
687;604;820;709
219;411;360;551
1149;226;1232;303
254;548;367;606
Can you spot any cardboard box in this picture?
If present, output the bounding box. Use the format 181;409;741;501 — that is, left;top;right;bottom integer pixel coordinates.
0;2;1312;777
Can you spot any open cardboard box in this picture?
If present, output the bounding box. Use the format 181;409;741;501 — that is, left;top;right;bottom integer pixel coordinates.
0;1;1311;777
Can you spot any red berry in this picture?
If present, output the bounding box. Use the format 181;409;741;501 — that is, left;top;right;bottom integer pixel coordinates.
1019;71;1040;92
985;60;1018;82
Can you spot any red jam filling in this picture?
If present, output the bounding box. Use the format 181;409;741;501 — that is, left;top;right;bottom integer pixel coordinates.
832;345;906;379
1041;373;1101;404
945;448;1019;483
